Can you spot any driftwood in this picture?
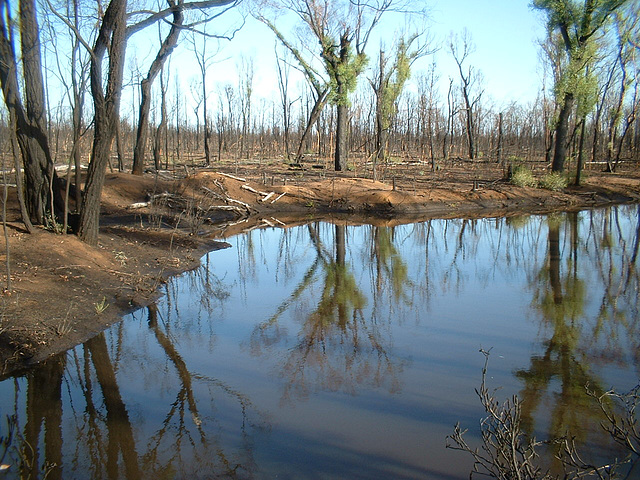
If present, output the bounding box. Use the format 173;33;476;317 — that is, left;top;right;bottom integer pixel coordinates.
241;184;269;196
271;192;286;204
261;192;275;203
200;185;255;213
216;171;246;182
129;201;149;209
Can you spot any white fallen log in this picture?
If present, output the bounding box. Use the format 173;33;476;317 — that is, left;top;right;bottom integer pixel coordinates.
241;184;270;196
261;192;275;203
271;192;286;204
129;201;150;209
216;171;246;182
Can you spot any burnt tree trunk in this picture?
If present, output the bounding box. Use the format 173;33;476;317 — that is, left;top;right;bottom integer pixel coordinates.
552;92;575;172
78;0;128;245
335;102;348;172
0;0;64;225
295;89;328;163
132;0;183;175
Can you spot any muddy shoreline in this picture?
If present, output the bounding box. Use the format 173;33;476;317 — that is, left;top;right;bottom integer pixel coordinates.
1;166;639;378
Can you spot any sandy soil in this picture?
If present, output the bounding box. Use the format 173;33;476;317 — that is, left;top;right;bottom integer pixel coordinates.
1;159;638;378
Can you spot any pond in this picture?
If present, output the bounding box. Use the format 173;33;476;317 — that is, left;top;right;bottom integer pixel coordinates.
1;205;639;479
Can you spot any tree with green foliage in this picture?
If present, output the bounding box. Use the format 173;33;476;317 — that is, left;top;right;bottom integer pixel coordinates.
532;0;629;173
259;0;411;171
370;33;431;178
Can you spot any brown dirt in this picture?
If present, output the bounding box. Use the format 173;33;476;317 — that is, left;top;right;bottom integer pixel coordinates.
1;159;639;378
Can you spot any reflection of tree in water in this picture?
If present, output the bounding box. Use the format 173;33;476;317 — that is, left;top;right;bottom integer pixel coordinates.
23;356;65;480
6;300;262;479
517;217;599;440
367;226;411;306
251;223;405;402
516;211;639;468
587;206;640;368
142;304;259;478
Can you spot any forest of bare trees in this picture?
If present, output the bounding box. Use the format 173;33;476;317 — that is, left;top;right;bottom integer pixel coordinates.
0;0;639;244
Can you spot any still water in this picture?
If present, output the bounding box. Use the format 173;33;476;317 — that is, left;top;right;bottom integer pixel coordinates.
1;206;639;479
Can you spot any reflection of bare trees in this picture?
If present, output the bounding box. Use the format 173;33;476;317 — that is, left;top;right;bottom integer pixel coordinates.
24;356;65;480
85;333;142;480
144;304;258;478
588;207;640;364
4;298;261;479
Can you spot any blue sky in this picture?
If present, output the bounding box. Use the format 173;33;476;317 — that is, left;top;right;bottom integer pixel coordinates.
124;0;549;121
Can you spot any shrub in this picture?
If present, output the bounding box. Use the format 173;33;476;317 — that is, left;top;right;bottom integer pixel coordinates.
540;172;568;191
448;350;640;479
510;165;538;188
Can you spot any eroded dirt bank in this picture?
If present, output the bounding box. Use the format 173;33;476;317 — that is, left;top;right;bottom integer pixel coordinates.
1;161;638;377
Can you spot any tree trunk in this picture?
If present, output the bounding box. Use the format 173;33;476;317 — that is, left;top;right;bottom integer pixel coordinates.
295;89;328;162
78;0;128;245
0;0;64;225
335;102;348;171
574;117;586;186
552;92;575;172
132;0;183;175
463;91;474;160
496;112;503;164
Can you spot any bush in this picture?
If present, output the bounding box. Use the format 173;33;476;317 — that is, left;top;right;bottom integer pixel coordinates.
510;165;538;188
540;172;569;191
448;350;640;479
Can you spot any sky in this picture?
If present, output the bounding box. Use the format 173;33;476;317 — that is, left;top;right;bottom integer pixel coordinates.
123;0;549;122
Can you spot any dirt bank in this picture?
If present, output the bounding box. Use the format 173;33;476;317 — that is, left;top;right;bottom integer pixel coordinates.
1;160;638;377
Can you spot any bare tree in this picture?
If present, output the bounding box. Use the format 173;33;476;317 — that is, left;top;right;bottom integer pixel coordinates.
132;0;185;175
256;14;330;164
238;55;254;161
131;0;239;174
274;45;299;160
0;0;65;225
189;31;217;165
450;29;483;161
76;0;129;244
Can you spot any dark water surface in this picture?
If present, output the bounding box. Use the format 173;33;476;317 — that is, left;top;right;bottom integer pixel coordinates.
1;206;639;479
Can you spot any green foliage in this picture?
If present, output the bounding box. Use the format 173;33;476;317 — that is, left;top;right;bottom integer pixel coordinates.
555;39;599;116
510;164;538;188
377;37;415;131
94;296;109;314
540;171;569;191
322;35;368;107
533;0;628;118
44;212;65;234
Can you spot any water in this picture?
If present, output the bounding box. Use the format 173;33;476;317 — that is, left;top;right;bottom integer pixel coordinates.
1;206;639;479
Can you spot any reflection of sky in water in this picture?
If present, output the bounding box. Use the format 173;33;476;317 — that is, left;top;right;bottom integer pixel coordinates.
1;206;639;479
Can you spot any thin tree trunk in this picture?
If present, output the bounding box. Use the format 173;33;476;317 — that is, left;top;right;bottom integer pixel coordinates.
574;117;586;186
496;112;503;164
295;90;328;162
132;0;183;175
